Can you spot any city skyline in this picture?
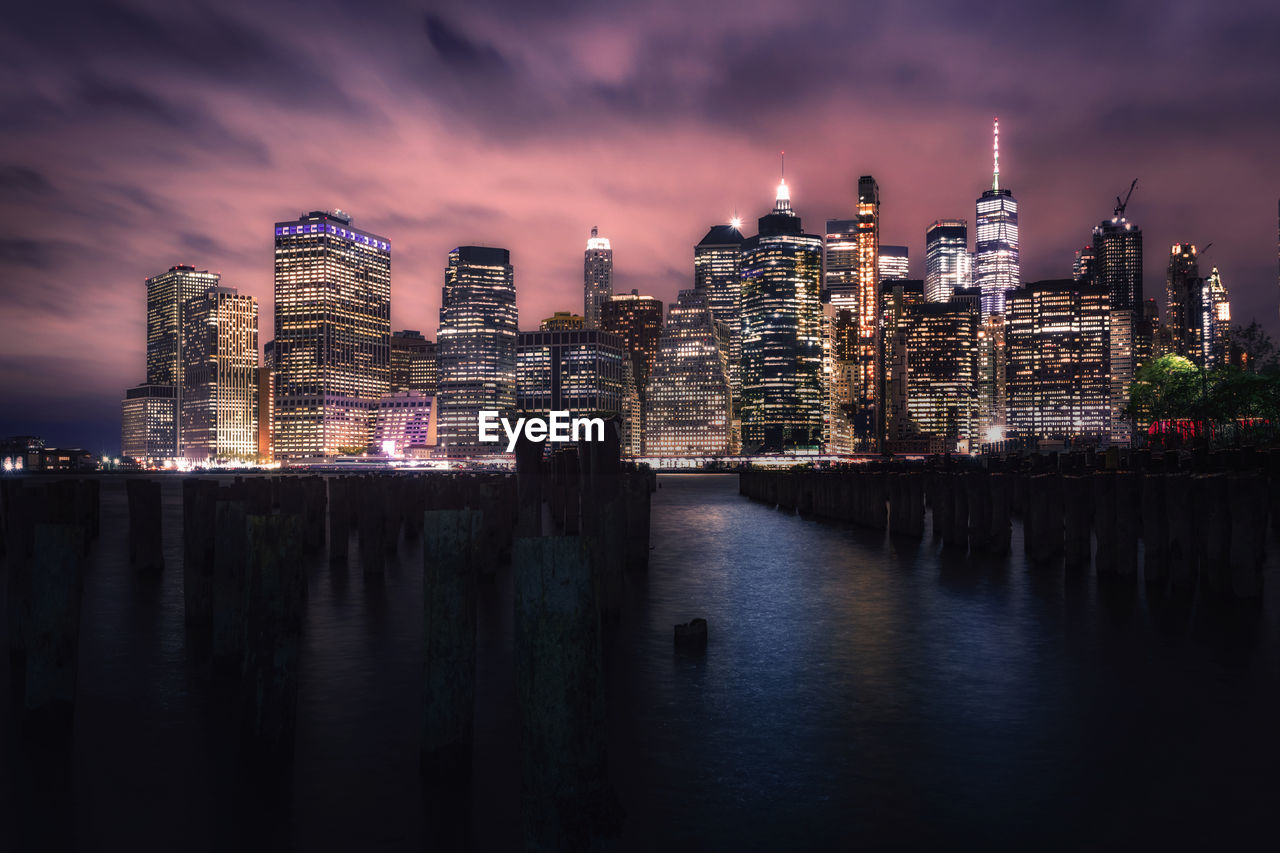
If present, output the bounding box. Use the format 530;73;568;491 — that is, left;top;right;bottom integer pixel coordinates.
4;0;1280;453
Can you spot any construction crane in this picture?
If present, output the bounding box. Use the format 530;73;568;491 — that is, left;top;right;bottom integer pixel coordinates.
1113;179;1138;219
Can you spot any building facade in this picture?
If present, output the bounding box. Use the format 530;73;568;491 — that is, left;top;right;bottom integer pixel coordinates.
145;264;221;452
901;299;980;449
924;220;970;303
878;245;909;281
645;289;734;457
121;384;178;463
601;290;663;453
181;286;259;461
273;210;390;461
740;178;824;452
375;390;436;456
437;245;518;456
1006;280;1111;442
390;330;438;396
583;226;613;329
516;328;626;420
540;312;585;332
694;223;745;415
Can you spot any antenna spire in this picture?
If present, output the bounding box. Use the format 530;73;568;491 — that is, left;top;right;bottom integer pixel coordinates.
774;151;791;212
992;117;1000;191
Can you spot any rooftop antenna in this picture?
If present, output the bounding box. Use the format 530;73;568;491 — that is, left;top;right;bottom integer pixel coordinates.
1114;179;1138;219
992;117;1000;191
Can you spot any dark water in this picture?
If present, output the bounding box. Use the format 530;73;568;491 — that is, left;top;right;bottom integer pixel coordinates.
3;473;1280;851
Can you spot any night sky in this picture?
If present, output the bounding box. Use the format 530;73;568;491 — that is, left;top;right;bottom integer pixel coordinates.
3;0;1279;454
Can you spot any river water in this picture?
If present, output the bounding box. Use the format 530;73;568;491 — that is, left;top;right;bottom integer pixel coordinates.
3;473;1279;851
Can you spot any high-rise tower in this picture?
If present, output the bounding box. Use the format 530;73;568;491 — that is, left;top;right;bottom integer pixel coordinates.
1165;243;1202;361
273;210;391;461
740;173;824;452
974;118;1020;315
144;264;220;453
182;286;259;461
694;222;745;417
437;245;518;456
645;289;734;457
853;176;881;444
924;220;970;303
583;226;613;329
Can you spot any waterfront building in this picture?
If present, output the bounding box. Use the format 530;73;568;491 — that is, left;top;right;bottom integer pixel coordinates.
540;312;585;332
695;223;745;412
516;328;626;420
584;226;613;329
390;330;438;395
437;245;518;456
182;286;259;461
645;289;734;457
974;119;1020;315
273;210;390;461
374;390;436;456
121;384;178;463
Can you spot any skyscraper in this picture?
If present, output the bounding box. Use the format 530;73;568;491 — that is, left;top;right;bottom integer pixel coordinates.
390;330;438;396
823;302;859;454
823;218;859;311
878;280;927;442
974;118;1020;315
740;175;824;452
1073;245;1097;283
540;312;585;332
375;391;436;456
182;286;259;461
1093;218;1142;310
853;176;881;443
1202;267;1232;369
121;384;177;463
601;290;663;454
437;245;518;456
1006;280;1110;441
878;245;909;281
583;226;613;329
924;220;970;303
1165;243;1202;362
900;299;981;450
516;328;626;419
273;210;390;461
145;264;220;452
645;289;734;457
694;223;745;412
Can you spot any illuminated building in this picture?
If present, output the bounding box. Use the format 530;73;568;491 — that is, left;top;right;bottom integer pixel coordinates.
1073;245;1096;283
695;223;745;417
145;264;220;451
1202;267;1231;369
740;175;824;452
1006;280;1111;442
924;220;969;302
975;314;1007;438
853;176;881;445
182;286;259;461
645;289;734;457
273;210;390;461
601;290;663;453
374;391;436;456
583;226;613;329
437;245;518;456
1092;216;1142;309
540;312;585;332
879;280;927;442
878;245;909;281
516;328;626;421
900;298;980;449
974;118;1020;315
121;384;177;463
1165;243;1202;362
823;302;858;454
391;330;438;395
824;218;859;311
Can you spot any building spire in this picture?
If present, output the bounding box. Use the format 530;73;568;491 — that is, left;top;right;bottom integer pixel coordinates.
775;150;792;213
992;116;1000;191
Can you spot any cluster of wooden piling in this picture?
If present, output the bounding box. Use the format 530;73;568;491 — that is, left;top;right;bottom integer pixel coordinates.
741;447;1277;598
1;478;99;731
511;428;653;851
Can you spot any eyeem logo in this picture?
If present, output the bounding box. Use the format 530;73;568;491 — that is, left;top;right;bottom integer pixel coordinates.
478;410;605;452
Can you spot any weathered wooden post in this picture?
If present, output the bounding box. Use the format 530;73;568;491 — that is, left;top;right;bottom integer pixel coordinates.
421;509;481;780
623;471;652;571
358;478;386;576
127;478;164;572
1114;472;1139;579
182;478;218;653
1062;475;1092;570
212;491;247;675
327;476;349;566
240;512;305;763
1140;473;1168;586
966;471;992;552
23;522;86;729
1165;472;1196;590
514;536;620;851
988;472;1011;554
1195;473;1230;595
1093;473;1117;576
1227;472;1265;598
516;436;547;537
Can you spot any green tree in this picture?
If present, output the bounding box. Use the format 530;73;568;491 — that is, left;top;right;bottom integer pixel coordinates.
1230;321;1278;373
1125;353;1204;428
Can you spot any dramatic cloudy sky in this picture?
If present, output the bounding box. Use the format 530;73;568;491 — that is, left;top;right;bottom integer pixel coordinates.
3;0;1279;453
